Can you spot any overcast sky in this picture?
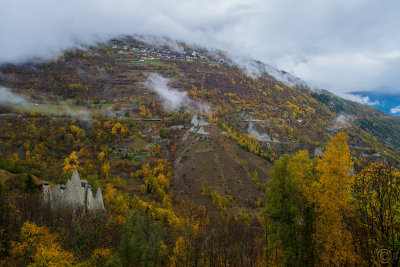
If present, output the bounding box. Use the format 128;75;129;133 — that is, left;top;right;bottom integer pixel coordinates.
1;0;400;95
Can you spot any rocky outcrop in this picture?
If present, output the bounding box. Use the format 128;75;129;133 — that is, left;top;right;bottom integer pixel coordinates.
42;169;104;211
189;115;210;134
247;122;280;144
314;147;323;157
247;122;272;142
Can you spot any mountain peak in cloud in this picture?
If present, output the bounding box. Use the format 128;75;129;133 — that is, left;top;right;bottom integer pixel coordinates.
1;0;400;96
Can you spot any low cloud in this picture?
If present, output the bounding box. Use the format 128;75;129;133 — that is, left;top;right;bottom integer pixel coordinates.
390;105;400;115
331;114;353;131
144;73;210;113
340;93;379;106
230;55;262;78
60;104;91;121
135;35;185;53
1;0;400;95
0;86;90;120
0;86;27;106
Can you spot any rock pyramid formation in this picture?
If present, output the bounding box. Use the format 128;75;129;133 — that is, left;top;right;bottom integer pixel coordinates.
42;169;105;211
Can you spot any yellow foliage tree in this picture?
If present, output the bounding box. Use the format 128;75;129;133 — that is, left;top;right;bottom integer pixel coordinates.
111;122;121;135
63;151;79;171
172;222;201;266
352;162;400;264
80;248;113;266
101;162;110;179
104;183;129;224
10;221;75;266
312;132;358;265
172;236;189;266
98;151;105;162
70;124;85;139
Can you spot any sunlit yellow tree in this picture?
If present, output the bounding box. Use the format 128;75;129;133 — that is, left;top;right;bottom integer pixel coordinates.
313;132;358;265
10;221;75;266
351;161;400;265
63;151;79;171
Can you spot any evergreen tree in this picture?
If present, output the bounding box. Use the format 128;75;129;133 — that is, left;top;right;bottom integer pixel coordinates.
25;174;38;193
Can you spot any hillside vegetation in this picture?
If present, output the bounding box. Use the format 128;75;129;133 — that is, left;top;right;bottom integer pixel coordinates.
0;37;399;266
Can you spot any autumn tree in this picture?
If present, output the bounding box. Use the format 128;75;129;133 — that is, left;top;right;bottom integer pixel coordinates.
63;151;79;172
104;183;129;224
172;221;205;267
136;160;172;202
101;162;110;179
9;221;76;266
351;161;400;265
98;151;105;162
312;132;358;265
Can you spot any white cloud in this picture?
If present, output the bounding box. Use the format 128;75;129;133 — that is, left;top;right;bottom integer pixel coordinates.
1;0;400;94
144;73;210;113
331;114;353;130
390;105;400;114
0;86;27;106
340;93;379;106
144;73;188;110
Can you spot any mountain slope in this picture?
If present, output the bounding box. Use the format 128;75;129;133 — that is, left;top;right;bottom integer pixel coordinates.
0;37;399;214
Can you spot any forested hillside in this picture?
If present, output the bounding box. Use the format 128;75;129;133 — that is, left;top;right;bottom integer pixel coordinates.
0;37;399;266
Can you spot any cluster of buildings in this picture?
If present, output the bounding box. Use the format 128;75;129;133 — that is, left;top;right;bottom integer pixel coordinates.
42;169;104;211
133;47;200;62
109;40;232;65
